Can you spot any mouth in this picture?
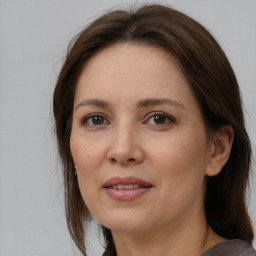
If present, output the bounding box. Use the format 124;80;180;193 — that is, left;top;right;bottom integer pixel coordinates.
103;176;153;189
109;184;151;190
103;176;153;201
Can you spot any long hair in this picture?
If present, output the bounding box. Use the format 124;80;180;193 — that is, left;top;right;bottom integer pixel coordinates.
53;4;253;255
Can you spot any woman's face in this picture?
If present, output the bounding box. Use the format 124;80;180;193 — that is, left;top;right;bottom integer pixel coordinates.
70;44;215;235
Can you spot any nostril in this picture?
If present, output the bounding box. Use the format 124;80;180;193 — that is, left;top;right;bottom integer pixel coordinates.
111;158;117;163
110;157;136;164
127;158;136;162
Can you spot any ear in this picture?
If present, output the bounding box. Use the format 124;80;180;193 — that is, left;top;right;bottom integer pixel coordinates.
205;125;234;177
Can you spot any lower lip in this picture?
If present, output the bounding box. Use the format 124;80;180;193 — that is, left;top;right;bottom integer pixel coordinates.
104;187;152;201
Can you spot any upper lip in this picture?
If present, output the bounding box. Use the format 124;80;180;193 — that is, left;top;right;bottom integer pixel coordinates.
103;176;152;188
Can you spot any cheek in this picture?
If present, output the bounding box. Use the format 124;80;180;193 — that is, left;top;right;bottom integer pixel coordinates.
147;136;208;216
70;134;105;196
70;135;107;216
70;134;103;171
147;132;209;189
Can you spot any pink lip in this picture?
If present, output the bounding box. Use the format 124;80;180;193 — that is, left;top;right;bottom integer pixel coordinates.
103;176;152;187
103;176;153;201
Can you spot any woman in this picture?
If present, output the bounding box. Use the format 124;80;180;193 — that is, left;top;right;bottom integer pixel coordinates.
53;4;256;256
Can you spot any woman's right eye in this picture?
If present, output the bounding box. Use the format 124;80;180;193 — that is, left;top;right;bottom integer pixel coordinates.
81;115;108;127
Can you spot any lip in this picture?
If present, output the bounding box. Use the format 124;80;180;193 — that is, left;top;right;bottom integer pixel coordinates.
103;176;152;188
103;176;153;201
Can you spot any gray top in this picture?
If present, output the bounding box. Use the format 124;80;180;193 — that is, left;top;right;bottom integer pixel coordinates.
201;239;256;256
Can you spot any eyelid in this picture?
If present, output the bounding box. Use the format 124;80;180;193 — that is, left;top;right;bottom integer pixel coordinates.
81;112;110;126
143;111;176;125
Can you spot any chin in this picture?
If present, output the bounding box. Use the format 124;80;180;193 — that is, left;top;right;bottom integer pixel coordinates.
95;211;151;234
107;223;149;235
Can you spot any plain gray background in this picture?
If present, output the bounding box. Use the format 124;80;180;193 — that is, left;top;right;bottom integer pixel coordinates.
0;0;255;255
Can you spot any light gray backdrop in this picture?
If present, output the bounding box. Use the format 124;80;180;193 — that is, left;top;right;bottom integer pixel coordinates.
0;0;255;255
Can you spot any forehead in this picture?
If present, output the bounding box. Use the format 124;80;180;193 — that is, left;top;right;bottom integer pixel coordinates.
75;44;191;101
74;44;199;112
80;43;182;78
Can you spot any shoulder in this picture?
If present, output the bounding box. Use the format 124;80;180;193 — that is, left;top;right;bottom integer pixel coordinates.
201;239;256;256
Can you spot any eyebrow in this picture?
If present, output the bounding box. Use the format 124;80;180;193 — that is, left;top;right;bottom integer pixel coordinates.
75;99;109;110
75;98;184;110
137;98;184;109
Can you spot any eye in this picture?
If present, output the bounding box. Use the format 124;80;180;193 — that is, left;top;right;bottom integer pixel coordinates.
81;114;109;127
145;112;175;126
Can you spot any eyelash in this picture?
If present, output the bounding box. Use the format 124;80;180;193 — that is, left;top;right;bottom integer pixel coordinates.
144;112;176;126
80;112;176;127
81;113;109;127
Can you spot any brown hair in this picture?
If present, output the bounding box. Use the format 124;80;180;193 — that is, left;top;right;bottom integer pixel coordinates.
53;4;253;256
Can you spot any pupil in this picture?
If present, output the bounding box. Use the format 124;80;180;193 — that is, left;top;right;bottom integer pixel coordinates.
92;116;103;125
154;115;165;124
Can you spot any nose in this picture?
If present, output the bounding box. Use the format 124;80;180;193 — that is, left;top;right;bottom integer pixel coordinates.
106;124;144;166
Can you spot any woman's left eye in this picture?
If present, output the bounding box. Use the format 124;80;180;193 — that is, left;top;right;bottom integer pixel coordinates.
145;113;175;126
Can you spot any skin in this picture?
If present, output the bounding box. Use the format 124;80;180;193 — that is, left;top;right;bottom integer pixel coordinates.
70;44;233;256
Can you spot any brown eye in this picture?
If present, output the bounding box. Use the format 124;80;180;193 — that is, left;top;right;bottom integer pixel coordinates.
91;116;105;125
145;112;175;126
153;115;167;124
82;115;108;126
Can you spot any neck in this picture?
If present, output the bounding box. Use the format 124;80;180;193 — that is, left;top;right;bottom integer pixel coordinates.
111;209;225;256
